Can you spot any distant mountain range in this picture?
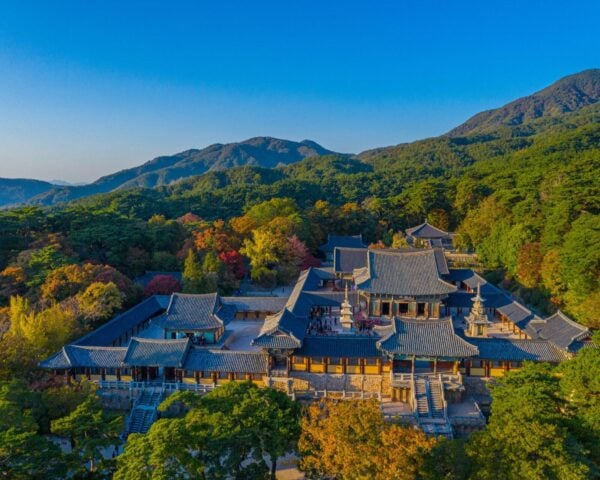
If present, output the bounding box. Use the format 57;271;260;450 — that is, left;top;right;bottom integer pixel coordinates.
447;68;600;136
0;137;337;207
1;69;598;208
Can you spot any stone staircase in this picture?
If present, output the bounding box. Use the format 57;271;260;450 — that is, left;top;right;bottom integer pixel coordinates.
127;387;163;435
412;375;453;439
414;377;430;418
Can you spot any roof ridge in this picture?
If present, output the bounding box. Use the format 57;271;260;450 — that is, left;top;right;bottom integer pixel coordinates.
131;336;190;344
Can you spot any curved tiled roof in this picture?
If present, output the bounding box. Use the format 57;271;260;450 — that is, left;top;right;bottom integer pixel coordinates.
163;293;224;331
467;337;569;363
184;349;268;373
252;309;308;349
377;318;478;358
123;337;190;367
525;311;590;351
334;247;368;274
355;249;456;297
221;296;288;313
73;295;169;346
406;221;450;239
39;345;127;369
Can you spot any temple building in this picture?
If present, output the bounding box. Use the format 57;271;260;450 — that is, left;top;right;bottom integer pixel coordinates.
41;242;593;437
405;221;454;249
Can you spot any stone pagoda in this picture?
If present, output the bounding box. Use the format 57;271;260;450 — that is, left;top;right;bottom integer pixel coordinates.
465;283;490;337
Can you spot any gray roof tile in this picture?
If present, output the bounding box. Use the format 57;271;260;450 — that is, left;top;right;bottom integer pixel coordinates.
163;293;224;331
40;345;127;369
525;311;590;351
467;337;569;363
334;247;368;274
184;349;268;373
73;295;168;346
355;249;457;297
406;222;451;239
377;318;479;358
123;337;190;367
221;296;288;313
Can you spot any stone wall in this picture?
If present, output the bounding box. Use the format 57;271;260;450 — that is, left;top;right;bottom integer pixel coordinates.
289;372;392;398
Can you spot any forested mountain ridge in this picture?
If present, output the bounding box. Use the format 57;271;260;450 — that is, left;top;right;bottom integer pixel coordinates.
0;70;598;330
446;68;600;136
0;137;338;207
0;178;55;206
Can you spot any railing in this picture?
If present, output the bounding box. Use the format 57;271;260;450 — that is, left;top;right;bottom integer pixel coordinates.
410;374;417;411
438;374;450;422
99;380;217;393
294;389;382;400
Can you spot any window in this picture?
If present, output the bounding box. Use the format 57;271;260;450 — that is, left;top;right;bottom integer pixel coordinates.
399;303;409;315
219;372;228;379
381;302;390;316
347;358;359;366
329;357;342;365
235;372;246;380
184;370;194;378
417;303;426;316
251;373;263;380
365;358;378;366
293;356;305;364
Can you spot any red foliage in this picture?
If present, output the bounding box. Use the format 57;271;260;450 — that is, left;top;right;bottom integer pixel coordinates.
176;212;202;224
143;274;182;296
302;253;322;270
218;250;246;280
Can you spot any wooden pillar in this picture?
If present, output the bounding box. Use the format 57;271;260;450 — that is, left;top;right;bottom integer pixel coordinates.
306;357;311;372
377;358;382;375
453;360;459;374
342;358;347;374
433;357;437;374
411;355;415;374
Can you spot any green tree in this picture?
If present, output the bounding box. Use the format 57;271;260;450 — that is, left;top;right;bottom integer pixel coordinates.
51;394;123;476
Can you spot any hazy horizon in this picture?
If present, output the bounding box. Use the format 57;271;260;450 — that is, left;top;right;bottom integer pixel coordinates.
1;1;599;183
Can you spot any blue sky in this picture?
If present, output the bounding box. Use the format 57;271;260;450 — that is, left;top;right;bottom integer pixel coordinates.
0;1;598;182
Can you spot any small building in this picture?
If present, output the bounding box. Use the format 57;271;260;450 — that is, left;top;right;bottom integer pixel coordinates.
406;221;454;249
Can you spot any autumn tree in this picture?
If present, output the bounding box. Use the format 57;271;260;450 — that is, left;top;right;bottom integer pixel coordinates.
299;399;434;480
516;242;544;288
77;281;123;328
143;274;181;296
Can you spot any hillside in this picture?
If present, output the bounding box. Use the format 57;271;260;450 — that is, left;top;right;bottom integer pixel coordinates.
0;178;55;207
1;137;337;207
446;68;600;136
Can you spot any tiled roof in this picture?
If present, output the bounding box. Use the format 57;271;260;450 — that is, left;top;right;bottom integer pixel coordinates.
406;222;451;239
184;349;268;373
73;295;169;346
433;248;450;275
301;290;360;308
377;318;479;358
221;296;288;313
525;311;590;351
253;308;308;349
40;345;127;369
123;338;190;367
163;293;223;331
494;295;541;329
295;336;381;358
355;249;457;297
334;247;368;274
319;234;366;253
467;337;569;363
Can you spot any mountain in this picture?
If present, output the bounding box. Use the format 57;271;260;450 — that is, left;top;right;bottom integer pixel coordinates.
0;178;55;207
447;69;600;137
6;137;336;207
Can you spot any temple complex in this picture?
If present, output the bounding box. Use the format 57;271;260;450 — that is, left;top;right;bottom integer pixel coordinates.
41;233;593;438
